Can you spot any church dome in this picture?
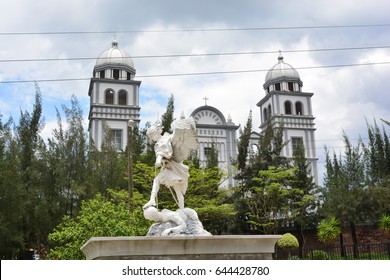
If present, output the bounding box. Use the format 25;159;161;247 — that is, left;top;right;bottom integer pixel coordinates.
95;40;135;70
265;53;300;83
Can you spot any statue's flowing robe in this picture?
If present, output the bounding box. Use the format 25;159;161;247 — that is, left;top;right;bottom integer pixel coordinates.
155;133;189;195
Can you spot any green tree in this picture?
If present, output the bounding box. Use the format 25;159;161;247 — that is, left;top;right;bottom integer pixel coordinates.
17;83;44;176
15;85;46;255
48;189;150;260
47;96;89;217
364;120;390;184
161;94;175;134
257;119;288;169
86;125;127;195
237;110;252;171
206;140;219;168
322;133;375;252
0;115;25;259
186;163;235;235
290;140;318;253
139;122;157;165
247;166;296;234
233;119;288;234
129;125;147;164
363;120;390;214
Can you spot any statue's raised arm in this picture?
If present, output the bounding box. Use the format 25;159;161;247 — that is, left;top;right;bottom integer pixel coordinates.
143;113;198;210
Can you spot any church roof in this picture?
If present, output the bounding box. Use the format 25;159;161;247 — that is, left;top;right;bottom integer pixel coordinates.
264;53;300;83
191;105;227;125
95;40;135;70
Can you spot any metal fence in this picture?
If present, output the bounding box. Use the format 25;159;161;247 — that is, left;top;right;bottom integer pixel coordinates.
274;243;390;260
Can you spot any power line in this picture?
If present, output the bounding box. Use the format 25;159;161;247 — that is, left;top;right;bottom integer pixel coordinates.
137;61;390;78
1;61;390;84
1;45;390;64
1;23;390;36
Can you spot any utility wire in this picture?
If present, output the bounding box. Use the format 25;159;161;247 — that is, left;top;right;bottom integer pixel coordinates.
137;61;390;78
1;61;390;84
1;45;390;63
1;23;390;36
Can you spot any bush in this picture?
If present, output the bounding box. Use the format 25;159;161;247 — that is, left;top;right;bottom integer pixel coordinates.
47;189;150;259
379;214;390;230
277;233;299;249
317;216;341;243
307;250;329;260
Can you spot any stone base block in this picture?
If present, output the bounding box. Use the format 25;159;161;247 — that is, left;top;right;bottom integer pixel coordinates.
81;235;281;260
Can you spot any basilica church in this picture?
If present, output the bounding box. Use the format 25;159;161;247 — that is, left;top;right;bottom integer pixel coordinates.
87;41;318;186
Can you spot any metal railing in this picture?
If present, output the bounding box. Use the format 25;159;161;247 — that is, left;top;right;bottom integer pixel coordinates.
274;243;390;260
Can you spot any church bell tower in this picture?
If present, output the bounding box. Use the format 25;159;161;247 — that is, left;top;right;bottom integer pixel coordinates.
257;53;318;184
88;40;141;150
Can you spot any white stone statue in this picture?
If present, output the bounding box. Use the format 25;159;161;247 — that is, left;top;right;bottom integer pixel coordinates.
142;113;211;236
143;113;198;210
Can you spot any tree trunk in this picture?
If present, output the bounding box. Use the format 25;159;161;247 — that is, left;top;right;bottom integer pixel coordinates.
339;232;345;258
296;222;305;258
350;221;359;258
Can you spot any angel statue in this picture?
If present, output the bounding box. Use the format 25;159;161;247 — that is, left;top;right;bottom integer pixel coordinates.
143;113;198;211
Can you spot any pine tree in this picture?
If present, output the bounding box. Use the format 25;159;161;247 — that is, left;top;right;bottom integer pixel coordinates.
15;84;45;255
48;96;89;217
206;140;219;168
364;120;390;185
0;115;25;258
161;94;175;134
233;118;289;234
363;120;390;216
322;132;376;253
237;110;252;171
290;141;318;255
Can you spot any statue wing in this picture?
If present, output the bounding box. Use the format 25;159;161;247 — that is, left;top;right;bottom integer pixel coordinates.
171;116;199;162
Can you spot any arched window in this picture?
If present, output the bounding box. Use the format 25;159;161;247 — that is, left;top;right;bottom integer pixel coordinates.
268;104;272;116
118;90;127;105
284;101;292;114
263;108;268;121
295;101;303;115
105;89;114;104
111;129;123;150
250;144;259;155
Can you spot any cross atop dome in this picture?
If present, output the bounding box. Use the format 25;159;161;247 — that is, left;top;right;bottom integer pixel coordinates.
278;50;283;61
112;38;118;48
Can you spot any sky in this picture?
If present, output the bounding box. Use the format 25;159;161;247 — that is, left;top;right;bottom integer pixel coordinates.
1;0;390;185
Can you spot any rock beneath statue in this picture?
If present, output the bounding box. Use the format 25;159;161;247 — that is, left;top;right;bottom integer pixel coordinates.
146;219;212;237
144;207;212;237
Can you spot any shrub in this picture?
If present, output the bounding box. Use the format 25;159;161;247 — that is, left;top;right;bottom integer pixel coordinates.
317;216;341;243
47;189;150;259
307;250;329;260
277;233;299;249
379;214;390;230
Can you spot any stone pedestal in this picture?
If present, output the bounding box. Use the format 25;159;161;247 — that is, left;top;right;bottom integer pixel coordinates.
81;235;281;260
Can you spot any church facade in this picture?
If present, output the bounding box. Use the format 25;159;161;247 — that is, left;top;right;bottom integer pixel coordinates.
190;104;239;187
87;42;318;185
